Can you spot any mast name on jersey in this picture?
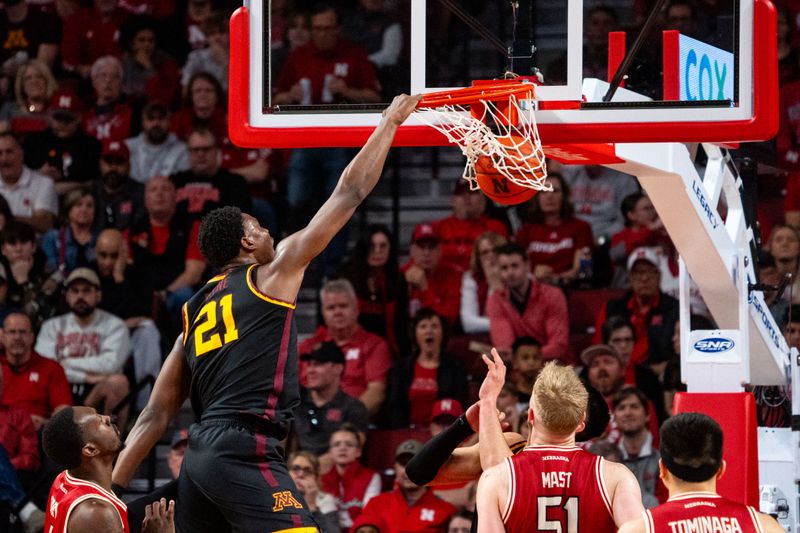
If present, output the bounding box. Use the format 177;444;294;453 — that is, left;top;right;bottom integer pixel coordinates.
542;471;573;488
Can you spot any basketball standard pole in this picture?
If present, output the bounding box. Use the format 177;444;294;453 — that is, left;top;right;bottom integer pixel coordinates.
602;141;794;529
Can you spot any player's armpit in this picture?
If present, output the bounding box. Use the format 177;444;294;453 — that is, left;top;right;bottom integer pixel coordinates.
605;461;646;526
67;499;125;533
476;464;508;533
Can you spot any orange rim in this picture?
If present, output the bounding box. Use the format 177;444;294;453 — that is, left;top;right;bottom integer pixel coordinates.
417;82;534;109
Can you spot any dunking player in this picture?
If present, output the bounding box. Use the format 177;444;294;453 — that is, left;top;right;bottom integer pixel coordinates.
110;94;422;532
618;412;783;533
475;353;644;532
42;407;173;533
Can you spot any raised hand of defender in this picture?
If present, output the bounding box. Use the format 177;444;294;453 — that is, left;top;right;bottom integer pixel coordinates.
142;498;175;533
382;94;424;126
478;348;507;403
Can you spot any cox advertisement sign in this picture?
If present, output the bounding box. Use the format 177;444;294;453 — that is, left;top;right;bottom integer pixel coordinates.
678;34;734;102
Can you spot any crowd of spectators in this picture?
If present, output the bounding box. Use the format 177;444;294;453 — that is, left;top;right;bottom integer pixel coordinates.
0;0;793;532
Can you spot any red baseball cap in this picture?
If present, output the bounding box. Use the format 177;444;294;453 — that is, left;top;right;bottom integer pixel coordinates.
101;140;130;160
411;223;439;244
430;398;464;423
50;90;81;115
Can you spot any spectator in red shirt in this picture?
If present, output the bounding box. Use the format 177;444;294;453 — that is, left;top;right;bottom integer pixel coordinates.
357;439;456;533
0;367;39;473
299;278;391;415
61;0;127;77
385;308;468;428
127;174;205;323
486;243;570;362
320;424;381;531
336;224;409;354
610;192;669;285
274;3;381;278
170;72;226;142
402;223;462;328
433;181;509;273
514;173;593;286
0;312;71;430
593;247;679;370
82;56;133;143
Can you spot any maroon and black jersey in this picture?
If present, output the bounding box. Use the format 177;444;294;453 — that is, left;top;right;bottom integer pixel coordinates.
644;492;763;533
502;445;616;533
182;264;299;432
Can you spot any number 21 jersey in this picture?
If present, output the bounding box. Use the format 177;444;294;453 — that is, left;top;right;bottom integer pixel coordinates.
182;264;299;429
502;445;616;533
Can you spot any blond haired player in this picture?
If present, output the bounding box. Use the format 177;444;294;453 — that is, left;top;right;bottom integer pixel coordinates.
476;352;644;532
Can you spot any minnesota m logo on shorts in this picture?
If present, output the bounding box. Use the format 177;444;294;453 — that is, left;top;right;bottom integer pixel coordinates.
272;490;304;512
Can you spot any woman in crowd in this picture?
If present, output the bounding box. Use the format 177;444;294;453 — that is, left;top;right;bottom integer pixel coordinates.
287;451;339;533
0;59;58;134
320;424;381;532
40;187;98;274
460;231;507;335
514;173;594;286
337;224;408;354
170;71;226;141
385;308;469;428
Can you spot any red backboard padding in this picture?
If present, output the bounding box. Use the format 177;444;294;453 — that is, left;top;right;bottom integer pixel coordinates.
672;392;759;506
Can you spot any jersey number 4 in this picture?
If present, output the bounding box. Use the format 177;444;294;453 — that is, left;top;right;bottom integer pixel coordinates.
194;294;239;356
537;496;578;533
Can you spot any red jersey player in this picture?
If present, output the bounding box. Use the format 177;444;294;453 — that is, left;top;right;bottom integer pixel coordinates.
475;353;644;532
618;412;783;533
41;406;173;533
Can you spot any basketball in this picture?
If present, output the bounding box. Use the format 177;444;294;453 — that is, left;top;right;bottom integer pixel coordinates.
474;134;545;205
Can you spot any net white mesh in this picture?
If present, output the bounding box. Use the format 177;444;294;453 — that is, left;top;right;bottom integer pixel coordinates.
415;91;551;192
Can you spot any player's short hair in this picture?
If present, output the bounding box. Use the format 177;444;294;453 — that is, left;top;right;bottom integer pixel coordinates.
42;407;85;469
660;412;723;482
198;206;245;269
320;278;357;301
531;361;588;435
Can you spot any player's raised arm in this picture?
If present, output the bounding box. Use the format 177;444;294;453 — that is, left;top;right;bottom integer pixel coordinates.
478;348;515;470
273;94;421;274
113;336;190;488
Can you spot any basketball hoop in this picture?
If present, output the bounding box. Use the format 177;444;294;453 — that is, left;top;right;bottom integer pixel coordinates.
415;80;551;199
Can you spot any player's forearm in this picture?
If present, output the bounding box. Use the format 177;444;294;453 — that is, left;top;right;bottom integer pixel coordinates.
112;407;172;486
338;117;401;202
478;398;513;470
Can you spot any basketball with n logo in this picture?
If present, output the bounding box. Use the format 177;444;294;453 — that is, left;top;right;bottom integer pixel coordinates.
474;133;545;205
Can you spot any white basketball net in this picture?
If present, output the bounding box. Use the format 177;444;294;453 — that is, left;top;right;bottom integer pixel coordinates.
415;91;551;192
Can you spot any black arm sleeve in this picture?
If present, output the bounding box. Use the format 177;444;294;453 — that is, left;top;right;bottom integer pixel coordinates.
405;414;474;486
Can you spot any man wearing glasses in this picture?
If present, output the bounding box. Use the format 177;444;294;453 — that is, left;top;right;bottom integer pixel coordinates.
169;128;250;222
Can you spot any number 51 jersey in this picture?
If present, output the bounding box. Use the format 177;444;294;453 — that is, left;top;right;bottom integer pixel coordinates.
502;445;617;533
182;264;300;430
